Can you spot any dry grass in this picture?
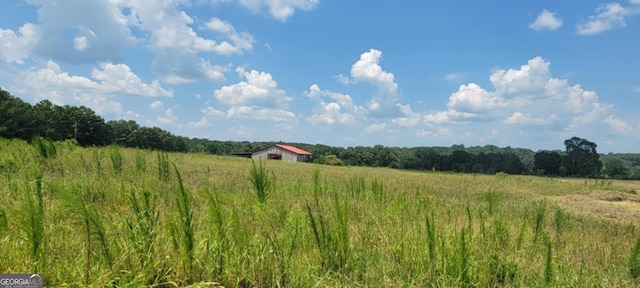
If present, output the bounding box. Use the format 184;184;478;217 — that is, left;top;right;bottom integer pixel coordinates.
553;190;640;225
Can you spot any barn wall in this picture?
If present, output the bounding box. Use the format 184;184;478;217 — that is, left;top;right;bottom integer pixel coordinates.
251;146;302;162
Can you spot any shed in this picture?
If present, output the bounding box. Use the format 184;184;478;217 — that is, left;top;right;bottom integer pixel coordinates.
251;144;311;162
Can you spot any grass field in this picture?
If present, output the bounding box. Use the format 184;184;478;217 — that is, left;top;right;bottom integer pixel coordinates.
1;137;640;287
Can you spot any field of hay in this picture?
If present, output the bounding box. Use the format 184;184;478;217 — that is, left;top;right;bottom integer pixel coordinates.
1;137;640;287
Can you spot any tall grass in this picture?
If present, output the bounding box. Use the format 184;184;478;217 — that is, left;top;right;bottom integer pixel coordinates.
306;180;351;273
18;174;45;272
170;162;195;282
249;159;271;203
56;184;113;285
629;237;640;281
109;145;123;174
157;151;170;181
1;140;640;286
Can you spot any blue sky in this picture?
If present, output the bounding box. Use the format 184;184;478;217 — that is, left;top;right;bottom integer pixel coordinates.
1;0;639;152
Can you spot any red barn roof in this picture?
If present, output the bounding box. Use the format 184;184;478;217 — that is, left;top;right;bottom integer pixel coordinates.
275;144;311;155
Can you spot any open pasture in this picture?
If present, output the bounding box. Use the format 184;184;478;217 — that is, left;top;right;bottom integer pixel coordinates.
1;138;639;287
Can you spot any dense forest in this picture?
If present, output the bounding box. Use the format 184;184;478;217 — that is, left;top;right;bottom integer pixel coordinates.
2;87;640;179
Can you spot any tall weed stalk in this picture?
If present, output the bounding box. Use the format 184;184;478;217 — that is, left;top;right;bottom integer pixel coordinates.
306;189;351;272
18;174;45;272
171;162;195;281
109;145;123;174
629;237;640;281
57;185;113;285
249;159;271;203
157;151;170;181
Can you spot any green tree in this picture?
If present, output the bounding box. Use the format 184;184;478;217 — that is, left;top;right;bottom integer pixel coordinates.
106;120;140;146
534;151;562;175
563;137;602;177
604;157;630;179
0;88;35;140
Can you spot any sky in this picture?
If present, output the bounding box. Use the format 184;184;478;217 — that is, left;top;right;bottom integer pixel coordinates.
1;1;639;153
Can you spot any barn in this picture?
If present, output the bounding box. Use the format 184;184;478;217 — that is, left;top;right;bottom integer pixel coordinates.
250;144;311;162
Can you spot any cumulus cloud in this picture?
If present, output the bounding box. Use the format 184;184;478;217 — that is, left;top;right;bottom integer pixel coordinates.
17;60;172;115
422;56;634;140
0;24;39;63
227;106;296;122
391;103;422;127
152;50;229;84
4;0;252;83
19;0;135;64
351;49;398;95
157;108;178;124
215;67;293;108
529;9;563;31
576;2;640;35
186;116;211;128
603;115;634;135
348;49;402;117
365;123;387;133
213;67;297;122
210;0;320;21
202;106;226;117
304;84;364;127
150;101;164;109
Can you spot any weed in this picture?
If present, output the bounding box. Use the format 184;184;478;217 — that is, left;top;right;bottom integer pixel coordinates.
544;236;553;284
629;237;640;281
109;145;123;174
18;174;45;272
533;199;547;243
306;189;350;273
157;151;170;181
249;159;271;203
171;162;195;281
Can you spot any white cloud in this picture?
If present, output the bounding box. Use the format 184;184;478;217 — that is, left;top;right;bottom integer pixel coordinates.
211;0;320;22
202;106;226;117
0;24;38;63
17;0;136;64
227;106;296;122
203;17;255;54
391;103;421;127
505;112;556;125
73;36;89;51
150;101;164;109
307;101;356;126
447;83;501;113
187;116;211;128
529;9;563;31
576;2;640;35
157;108;178;124
153;51;229;84
351;49;398;95
365;123;387;133
335;73;351;84
304;84;365;127
424;56;634;141
17;60;172;117
215;67;293;108
604;115;634;135
349;49;402;116
445;73;463;81
90;62;173;97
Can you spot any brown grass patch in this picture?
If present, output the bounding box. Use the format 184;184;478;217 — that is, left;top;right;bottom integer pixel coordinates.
552;190;640;225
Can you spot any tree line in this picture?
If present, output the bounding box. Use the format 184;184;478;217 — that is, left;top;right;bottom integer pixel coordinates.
2;87;639;179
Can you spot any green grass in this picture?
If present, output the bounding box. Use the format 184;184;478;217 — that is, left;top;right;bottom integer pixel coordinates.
1;137;640;287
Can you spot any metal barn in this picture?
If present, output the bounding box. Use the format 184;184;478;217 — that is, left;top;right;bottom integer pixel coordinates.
251;144;311;162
